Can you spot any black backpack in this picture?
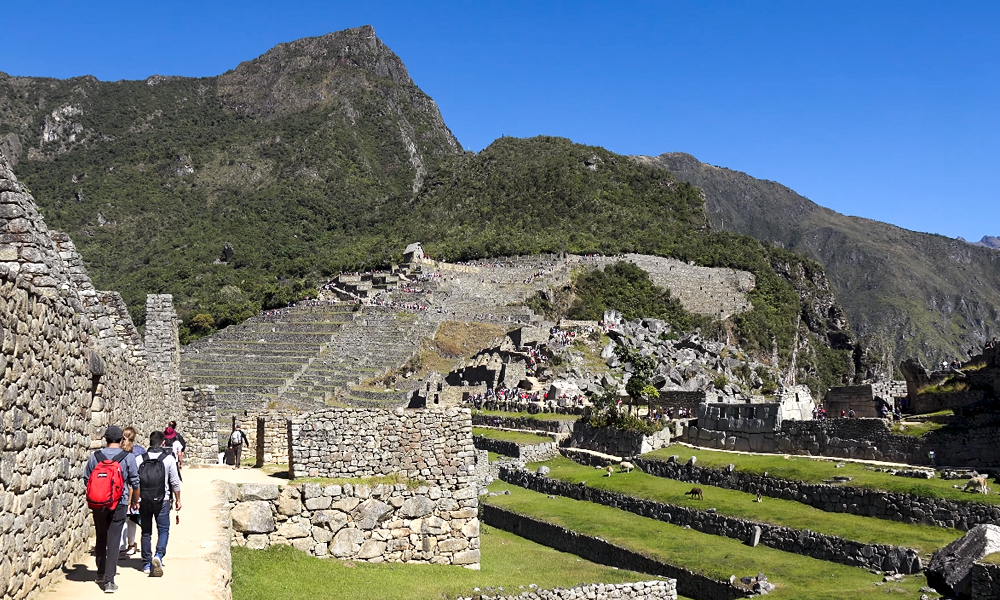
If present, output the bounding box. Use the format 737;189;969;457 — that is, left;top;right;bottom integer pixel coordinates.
175;432;187;452
139;452;168;509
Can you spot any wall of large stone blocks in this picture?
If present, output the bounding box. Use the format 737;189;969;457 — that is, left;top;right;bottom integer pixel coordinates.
0;156;182;600
243;409;300;463
291;407;476;487
225;481;480;567
182;387;218;465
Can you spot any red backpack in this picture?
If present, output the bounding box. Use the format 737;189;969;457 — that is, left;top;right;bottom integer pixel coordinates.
86;450;127;510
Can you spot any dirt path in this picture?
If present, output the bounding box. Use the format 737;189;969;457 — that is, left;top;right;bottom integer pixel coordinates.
42;466;284;600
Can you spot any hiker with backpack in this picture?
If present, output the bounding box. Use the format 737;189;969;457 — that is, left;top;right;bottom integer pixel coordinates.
229;423;245;470
136;430;182;577
83;425;140;594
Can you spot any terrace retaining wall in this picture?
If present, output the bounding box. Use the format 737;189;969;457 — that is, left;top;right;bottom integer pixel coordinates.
472;413;577;435
225;481;480;567
565;421;671;457
633;457;1000;531
499;469;922;574
481;505;750;600
455;580;677;600
473;435;558;462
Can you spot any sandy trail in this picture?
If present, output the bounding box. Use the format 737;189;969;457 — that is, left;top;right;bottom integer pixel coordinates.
41;466;284;599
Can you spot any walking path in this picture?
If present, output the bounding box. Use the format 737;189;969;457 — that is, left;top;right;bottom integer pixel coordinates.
42;466;285;600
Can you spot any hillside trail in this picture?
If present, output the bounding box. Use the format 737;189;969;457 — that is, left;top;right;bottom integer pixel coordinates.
42;466;285;600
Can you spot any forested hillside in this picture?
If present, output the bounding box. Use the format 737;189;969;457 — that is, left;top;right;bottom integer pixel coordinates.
0;26;865;388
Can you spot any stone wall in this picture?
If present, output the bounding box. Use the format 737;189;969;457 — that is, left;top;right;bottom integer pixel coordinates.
633;457;1000;531
455;580;677;600
564;421;671;457
473;435;559;462
182;386;218;464
972;562;1000;599
0;156;182;600
242;409;298;463
482;505;750;600
696;402;782;433
500;468;921;574
291;407;476;486
472;413;577;435
684;417;923;462
225;481;480;567
144;294;181;406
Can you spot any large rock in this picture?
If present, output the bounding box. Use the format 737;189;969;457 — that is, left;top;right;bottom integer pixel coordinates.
330;528;366;558
927;524;1000;597
400;496;435;518
352;499;392;530
231;501;275;534
239;484;280;502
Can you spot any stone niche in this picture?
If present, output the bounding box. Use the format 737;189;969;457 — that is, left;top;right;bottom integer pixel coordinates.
226;481;481;568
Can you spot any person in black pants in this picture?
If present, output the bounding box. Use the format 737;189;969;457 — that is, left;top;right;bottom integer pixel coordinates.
229;424;245;469
84;425;140;593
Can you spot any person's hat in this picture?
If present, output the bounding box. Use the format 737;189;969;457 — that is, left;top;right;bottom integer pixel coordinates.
105;425;124;442
164;426;177;439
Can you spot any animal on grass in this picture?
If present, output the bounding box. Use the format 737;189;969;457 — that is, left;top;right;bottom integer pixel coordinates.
965;476;989;494
755;493;762;503
684;487;704;500
605;465;614;477
620;461;636;473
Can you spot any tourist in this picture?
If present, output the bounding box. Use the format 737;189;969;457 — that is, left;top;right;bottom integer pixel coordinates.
163;426;184;480
848;408;855;418
119;427;145;558
137;430;182;577
83;425;140;593
229;424;246;470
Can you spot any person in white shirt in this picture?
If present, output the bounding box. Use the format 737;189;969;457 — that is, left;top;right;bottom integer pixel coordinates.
136;430;182;577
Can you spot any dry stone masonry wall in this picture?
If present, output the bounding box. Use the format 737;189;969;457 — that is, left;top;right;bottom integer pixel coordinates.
455;580;677;600
182;387;218;464
500;468;921;574
472;433;559;462
0;154;183;600
633;457;1000;531
291;406;476;486
225;481;481;567
564;421;671;457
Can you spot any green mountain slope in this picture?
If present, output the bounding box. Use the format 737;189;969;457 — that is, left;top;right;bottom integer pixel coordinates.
637;152;1000;365
0;28;863;389
0;25;460;326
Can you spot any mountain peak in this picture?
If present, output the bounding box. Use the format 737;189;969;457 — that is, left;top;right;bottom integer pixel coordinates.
218;25;416;119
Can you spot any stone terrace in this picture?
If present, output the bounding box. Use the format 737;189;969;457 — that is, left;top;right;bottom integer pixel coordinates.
277;307;439;408
180;305;357;417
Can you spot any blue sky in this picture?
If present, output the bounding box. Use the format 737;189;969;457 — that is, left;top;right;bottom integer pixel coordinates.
3;1;998;240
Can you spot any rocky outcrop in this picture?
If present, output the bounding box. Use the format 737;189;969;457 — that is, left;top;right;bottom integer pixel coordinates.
927;525;1000;598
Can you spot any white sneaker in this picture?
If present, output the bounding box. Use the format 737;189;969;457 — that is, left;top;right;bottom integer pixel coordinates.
151;556;163;578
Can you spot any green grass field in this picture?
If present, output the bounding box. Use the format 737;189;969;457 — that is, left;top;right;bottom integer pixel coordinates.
473;427;555;444
232;525;672;600
483;483;931;600
646;445;1000;505
527;456;960;554
473;409;581;422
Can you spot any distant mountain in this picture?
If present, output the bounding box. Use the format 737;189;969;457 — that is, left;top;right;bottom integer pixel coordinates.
0;25;460;325
960;235;1000;250
637;153;1000;365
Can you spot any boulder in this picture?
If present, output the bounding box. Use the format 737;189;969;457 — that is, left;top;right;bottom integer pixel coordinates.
330;528;366;558
231;501;275;534
239;484;280;502
352;499;392;530
400;496;435;519
927;524;1000;597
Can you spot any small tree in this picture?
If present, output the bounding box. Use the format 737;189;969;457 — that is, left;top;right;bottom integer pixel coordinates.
190;313;215;334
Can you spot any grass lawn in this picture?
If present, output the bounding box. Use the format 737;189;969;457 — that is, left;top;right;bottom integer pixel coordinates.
474;427;554;444
646;445;1000;506
231;524;674;600
528;456;960;554
473;409;581;422
483;483;932;600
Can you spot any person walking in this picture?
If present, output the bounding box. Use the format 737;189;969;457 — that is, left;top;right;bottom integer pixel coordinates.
229;424;246;470
83;425;139;593
164;425;184;480
119;426;146;558
137;430;182;577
